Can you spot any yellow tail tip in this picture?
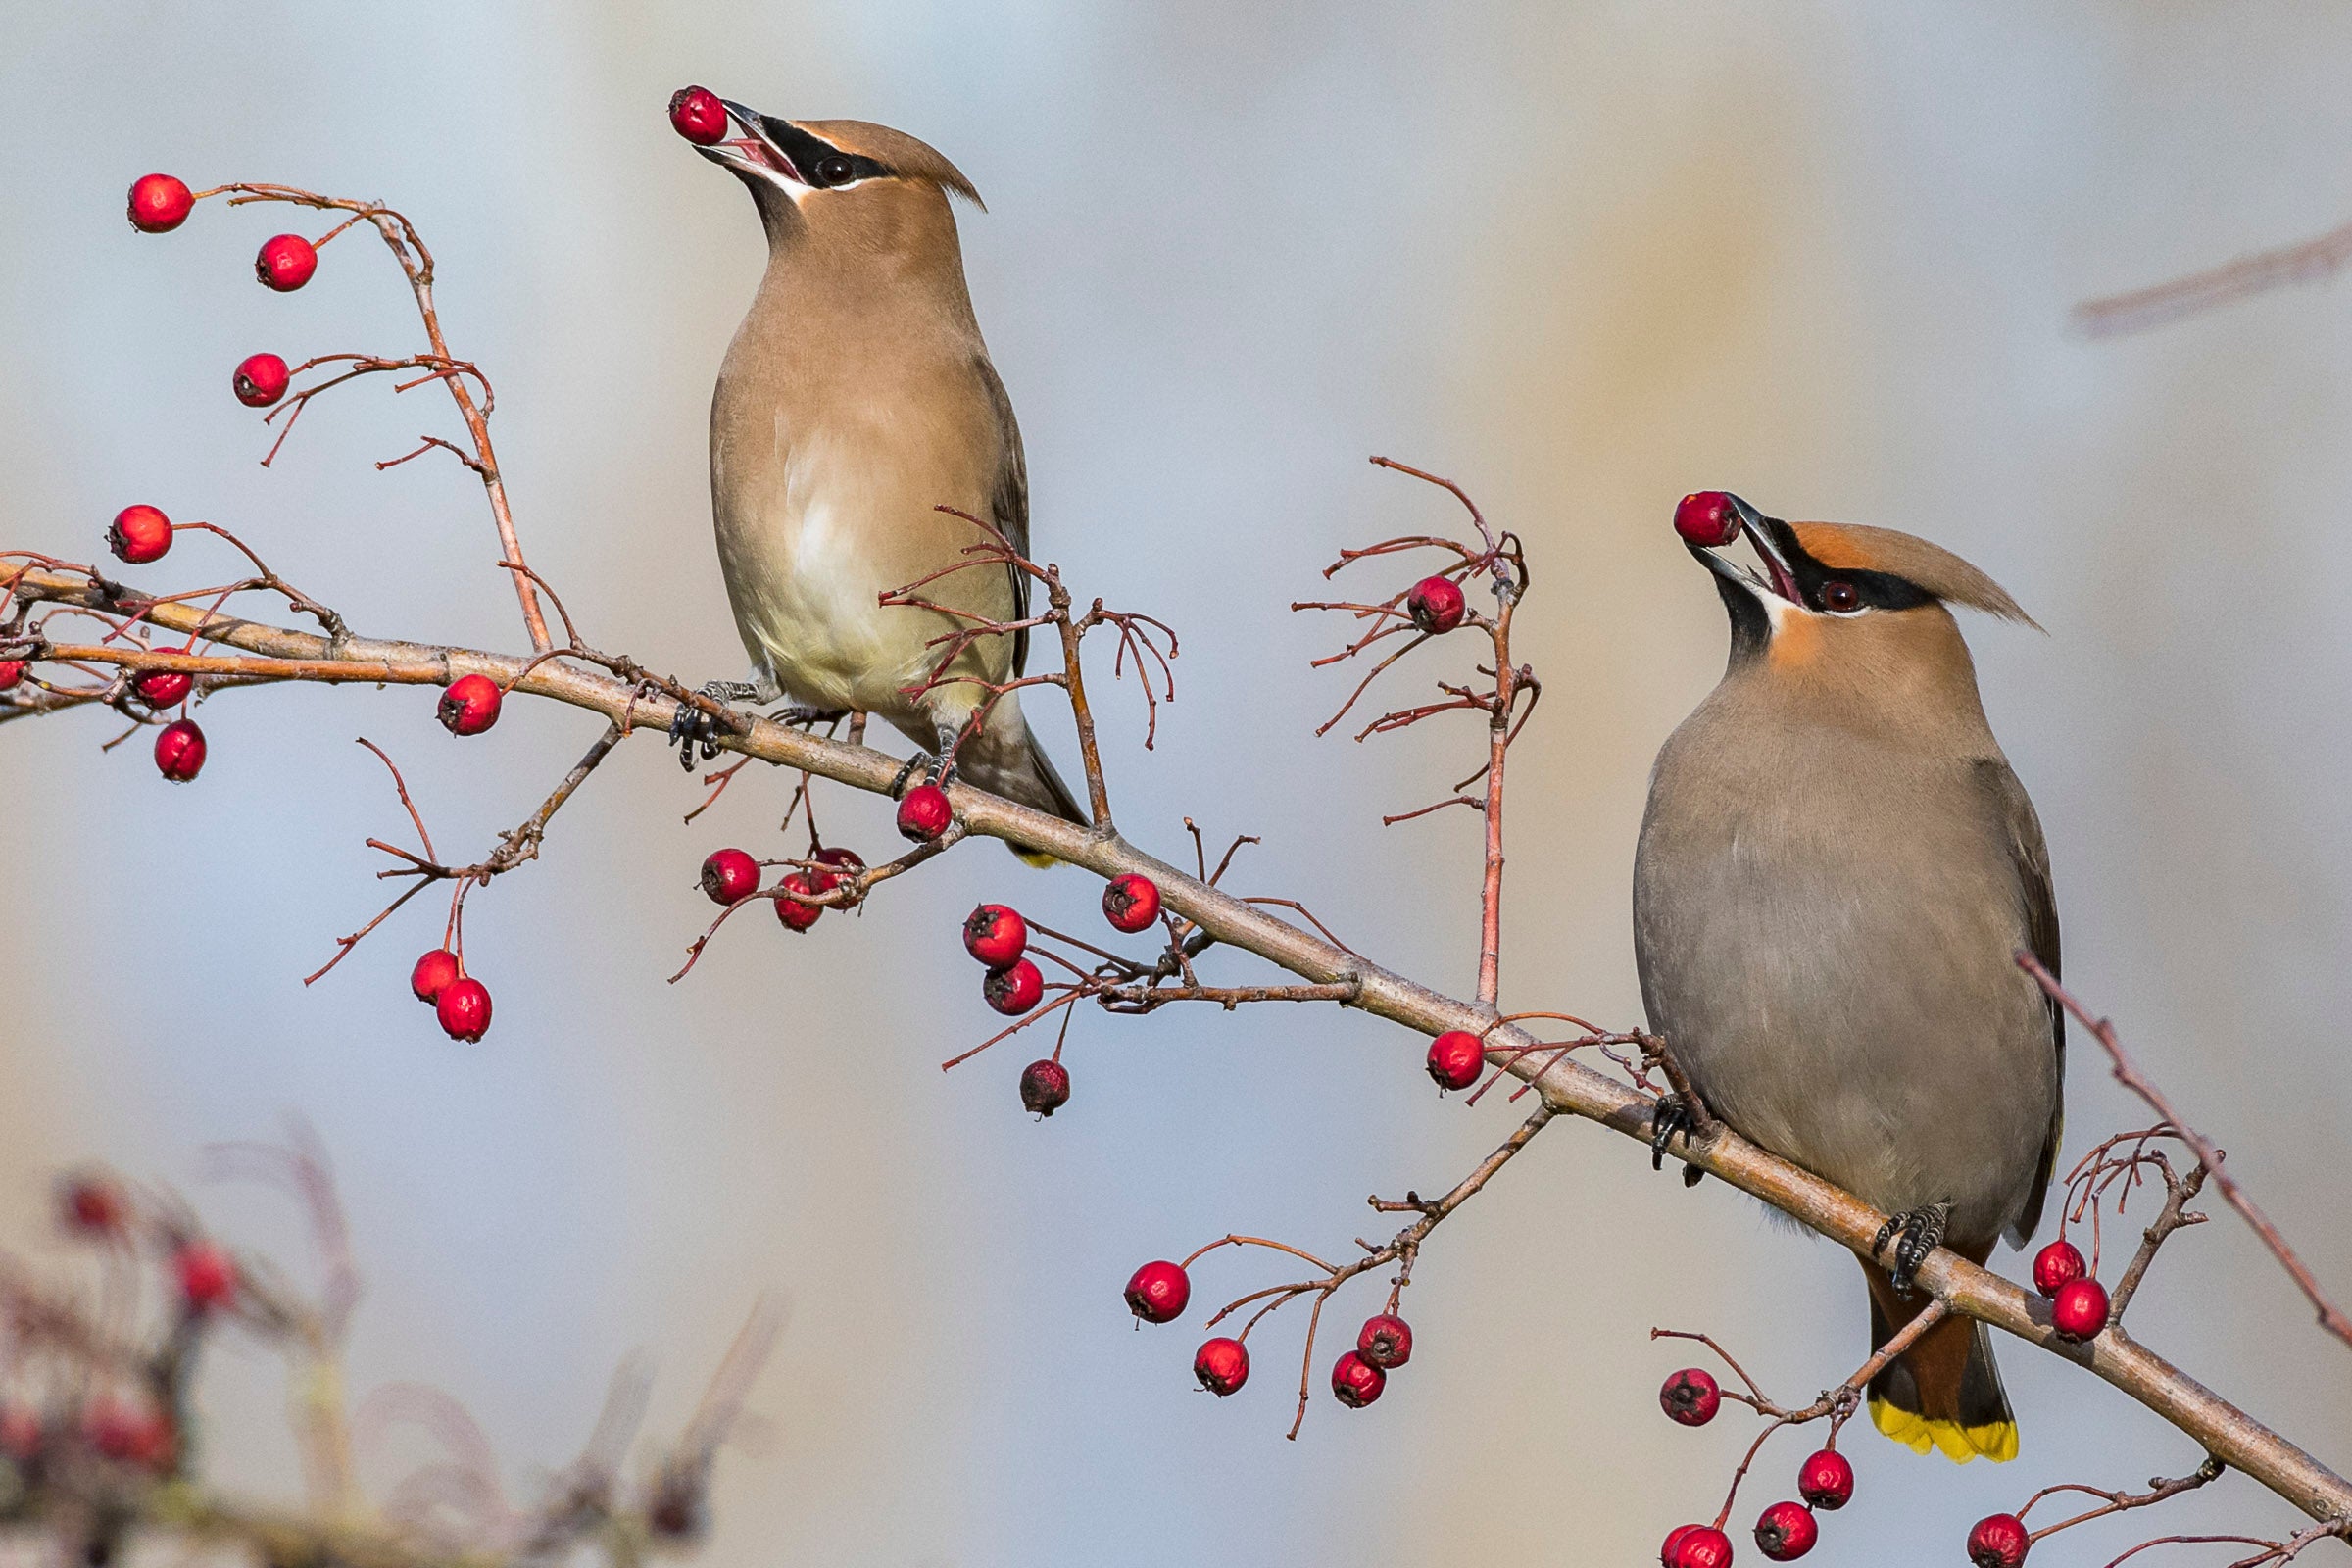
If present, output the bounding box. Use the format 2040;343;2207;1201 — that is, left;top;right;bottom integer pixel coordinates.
1868;1398;2018;1463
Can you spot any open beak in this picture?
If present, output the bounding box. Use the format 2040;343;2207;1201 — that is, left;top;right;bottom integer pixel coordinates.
697;100;806;186
1692;494;1803;605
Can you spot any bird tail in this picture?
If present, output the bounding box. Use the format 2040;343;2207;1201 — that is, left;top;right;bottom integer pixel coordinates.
1862;1266;2017;1462
953;697;1090;866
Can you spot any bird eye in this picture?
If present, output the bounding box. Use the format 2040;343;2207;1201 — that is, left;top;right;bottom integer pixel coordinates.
814;154;856;185
1821;580;1861;613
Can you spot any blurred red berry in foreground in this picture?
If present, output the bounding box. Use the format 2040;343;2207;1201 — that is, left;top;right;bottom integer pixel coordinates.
174;1241;237;1312
127;173;193;232
154;717;206;782
1102;872;1161;933
233;352;290;408
1018;1058;1070;1115
255;233;318;291
669;85;729;145
60;1174;124;1235
1123;1260;1190;1324
1659;1366;1721;1426
109;504;172;564
0;661;25;692
964;903;1028;966
85;1396;172;1469
436;976;493;1043
1193;1337;1250;1396
1330;1350;1386;1408
437;673;503;735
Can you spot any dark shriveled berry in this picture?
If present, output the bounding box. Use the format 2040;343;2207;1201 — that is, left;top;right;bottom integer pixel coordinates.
1018;1058;1070;1115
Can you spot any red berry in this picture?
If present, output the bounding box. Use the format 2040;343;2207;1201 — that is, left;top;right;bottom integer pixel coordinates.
1102;872;1161;933
154;717;206;782
1356;1313;1412;1369
1754;1500;1817;1561
85;1396;172;1468
1193;1336;1250;1396
2033;1238;2085;1298
0;1405;41;1462
1330;1350;1386;1408
109;504;172;564
437;673;503;735
130;667;192;708
0;661;25;692
1967;1512;2031;1568
897;783;952;842
436;976;493;1043
2050;1277;2110;1343
963;903;1029;966
126;173;193;233
1795;1447;1852;1510
1660;1525;1701;1566
1667;1526;1735;1568
410;948;460;1004
1675;491;1742;549
774;871;824;931
174;1241;236;1312
1425;1029;1485;1091
700;848;760;905
1018;1058;1070;1115
60;1174;124;1235
1659;1366;1720;1426
983;956;1044;1015
255;233;318;291
1405;574;1466;634
232;352;290;408
668;85;729;145
1123;1260;1190;1324
813;846;865;874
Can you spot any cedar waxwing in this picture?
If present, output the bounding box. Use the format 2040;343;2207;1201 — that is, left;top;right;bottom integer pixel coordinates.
1632;492;2063;1464
678;101;1088;839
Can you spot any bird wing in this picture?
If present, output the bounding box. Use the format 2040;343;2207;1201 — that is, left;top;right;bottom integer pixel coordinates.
1980;758;2065;1246
974;355;1032;677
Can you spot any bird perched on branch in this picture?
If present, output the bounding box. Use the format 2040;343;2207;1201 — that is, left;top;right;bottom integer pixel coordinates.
677;99;1087;842
1633;492;2062;1464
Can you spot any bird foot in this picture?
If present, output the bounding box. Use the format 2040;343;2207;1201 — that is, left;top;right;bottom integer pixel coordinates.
888;750;959;797
772;705;850;730
666;682;756;771
1872;1200;1952;1296
1650;1092;1712;1174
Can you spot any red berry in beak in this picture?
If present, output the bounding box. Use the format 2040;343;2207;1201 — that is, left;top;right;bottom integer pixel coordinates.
1329;1350;1386;1408
436;976;493;1043
437;673;503;735
1675;491;1742;549
1018;1057;1069;1115
1966;1512;2031;1568
1102;872;1161;933
1356;1313;1412;1369
127;173;194;233
255;233;318;291
130;668;192;708
59;1173;124;1235
2050;1277;2109;1342
700;848;760;905
1405;574;1466;634
983;956;1044;1015
1754;1500;1817;1561
1665;1526;1734;1568
0;661;27;691
173;1241;236;1312
774;871;823;931
2032;1238;2085;1298
1123;1259;1190;1323
1425;1029;1484;1091
668;85;729;145
1193;1336;1250;1396
232;352;290;408
964;903;1029;966
897;783;952;842
109;504;172;564
410;948;460;1004
153;717;206;782
1795;1447;1852;1510
1659;1366;1720;1426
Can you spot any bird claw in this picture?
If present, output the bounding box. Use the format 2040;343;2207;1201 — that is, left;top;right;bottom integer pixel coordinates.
1651;1093;1699;1172
773;705;850;730
666;682;756;771
1872;1200;1952;1296
887;750;959;797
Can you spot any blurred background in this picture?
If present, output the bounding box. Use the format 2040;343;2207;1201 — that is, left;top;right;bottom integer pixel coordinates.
4;2;2351;1562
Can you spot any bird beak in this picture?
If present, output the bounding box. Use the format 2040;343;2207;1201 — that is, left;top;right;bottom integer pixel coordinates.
698;100;807;189
1692;494;1803;606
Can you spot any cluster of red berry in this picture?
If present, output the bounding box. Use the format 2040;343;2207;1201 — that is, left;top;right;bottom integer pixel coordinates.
1655;1367;1851;1564
698;845;865;934
956;872;1166;1112
2031;1236;2109;1343
1119;1255;1417;1410
128;174;313;413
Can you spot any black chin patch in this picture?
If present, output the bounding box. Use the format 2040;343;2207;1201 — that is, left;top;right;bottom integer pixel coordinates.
1715;571;1770;666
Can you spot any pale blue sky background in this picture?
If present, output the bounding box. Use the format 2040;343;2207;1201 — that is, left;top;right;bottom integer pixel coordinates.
4;4;2351;1564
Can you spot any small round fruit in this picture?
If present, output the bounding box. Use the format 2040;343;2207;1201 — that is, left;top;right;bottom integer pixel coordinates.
897;782;952;842
60;1174;124;1235
437;673;503;735
1754;1500;1817;1561
127;173;193;232
1019;1058;1070;1115
130;668;192;708
2050;1277;2110;1343
0;661;26;692
1675;491;1742;549
1330;1350;1386;1408
0;1405;40;1462
85;1396;172;1468
232;352;290;408
700;848;760;905
410;948;460;1004
1795;1447;1852;1510
1102;872;1161;933
154;717;206;782
174;1241;236;1312
1356;1313;1412;1369
109;504;172;564
813;846;864;874
2033;1238;2085;1298
1668;1526;1735;1568
1405;574;1466;634
963;903;1029;966
774;871;823;932
436;976;493;1043
255;233;318;291
668;85;729;145
1659;1366;1721;1427
983;957;1044;1015
1425;1029;1485;1091
1123;1260;1190;1324
1193;1336;1250;1396
1660;1525;1701;1567
1966;1512;2031;1568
